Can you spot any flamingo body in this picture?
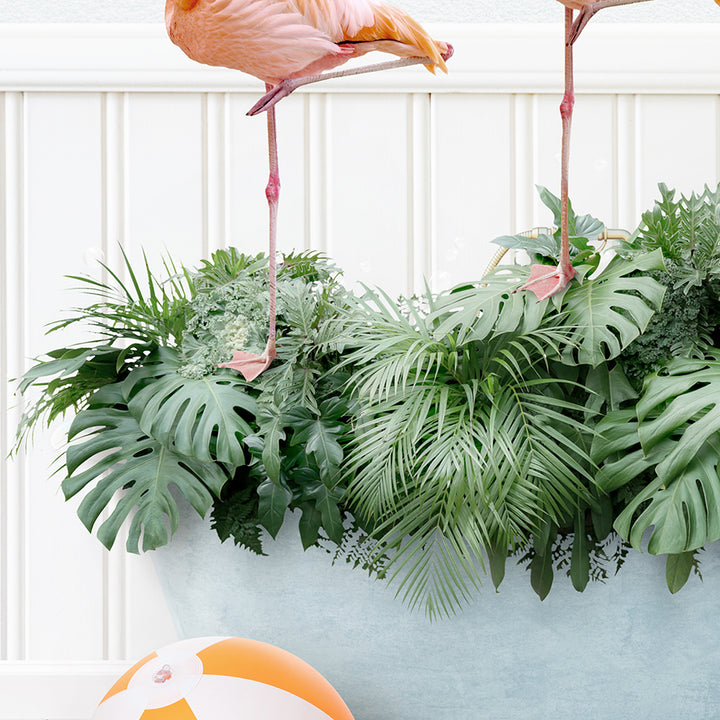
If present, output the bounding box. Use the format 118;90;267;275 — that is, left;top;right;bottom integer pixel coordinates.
166;0;448;86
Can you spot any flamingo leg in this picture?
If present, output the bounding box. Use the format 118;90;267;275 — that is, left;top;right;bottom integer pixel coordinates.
520;8;576;301
569;0;653;45
218;84;279;380
247;46;454;116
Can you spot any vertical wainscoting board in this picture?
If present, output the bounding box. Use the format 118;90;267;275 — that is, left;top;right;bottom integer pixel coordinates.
0;22;719;719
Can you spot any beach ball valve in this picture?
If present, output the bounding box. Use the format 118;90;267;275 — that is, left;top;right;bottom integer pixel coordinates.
92;636;354;719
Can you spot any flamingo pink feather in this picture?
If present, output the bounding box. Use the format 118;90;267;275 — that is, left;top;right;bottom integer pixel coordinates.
165;0;449;86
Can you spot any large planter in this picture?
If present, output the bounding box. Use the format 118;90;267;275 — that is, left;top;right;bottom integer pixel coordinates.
153;500;720;720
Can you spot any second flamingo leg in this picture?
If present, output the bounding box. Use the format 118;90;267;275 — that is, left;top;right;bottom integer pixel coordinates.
217;84;279;380
519;7;577;301
247;46;454;116
569;0;654;45
264;88;279;364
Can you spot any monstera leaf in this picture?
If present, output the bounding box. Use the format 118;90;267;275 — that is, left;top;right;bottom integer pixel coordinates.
428;267;548;344
561;250;666;367
614;436;720;554
636;357;720;481
63;383;229;552
596;357;720;554
124;347;257;467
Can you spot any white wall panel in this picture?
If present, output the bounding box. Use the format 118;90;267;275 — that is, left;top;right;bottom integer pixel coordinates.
433;93;514;290
635;95;720;212
0;22;719;718
533;94;618;227
325;93;410;296
124;92;205;271
1;91;27;664
23;93;107;662
223;93;309;258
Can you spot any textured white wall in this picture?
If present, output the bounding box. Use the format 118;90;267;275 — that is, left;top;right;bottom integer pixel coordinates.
0;0;718;23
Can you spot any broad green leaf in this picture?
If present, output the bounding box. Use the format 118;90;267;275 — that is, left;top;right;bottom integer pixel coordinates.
636;358;720;482
666;552;695;594
615;436;720;554
308;483;344;545
570;509;590;592
63;384;228;553
493;233;559;258
608;358;720;552
127;348;257;467
573;213;605;241
487;543;507;590
592;409;673;493
288;407;344;481
258;409;286;484
298;503;323;549
533;519;554;557
584;364;637;415
19;346;105;393
257;478;292;538
427;268;548;345
561;251;666;366
530;548;554;601
590;492;614;540
530;523;556;600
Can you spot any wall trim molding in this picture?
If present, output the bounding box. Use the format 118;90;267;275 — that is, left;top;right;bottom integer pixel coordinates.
0;23;719;94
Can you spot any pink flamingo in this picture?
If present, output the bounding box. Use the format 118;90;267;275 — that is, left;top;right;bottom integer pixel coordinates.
166;0;452;380
520;0;654;301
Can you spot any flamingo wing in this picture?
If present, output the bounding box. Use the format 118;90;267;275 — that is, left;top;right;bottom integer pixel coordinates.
292;0;447;70
166;0;343;83
166;0;447;84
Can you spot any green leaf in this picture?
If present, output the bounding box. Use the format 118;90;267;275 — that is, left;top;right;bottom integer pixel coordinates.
666;551;695;594
288;407;344;481
607;358;720;554
257;478;292;538
537;185;564;226
614;436;720;554
258;409;286;484
573;212;605;241
493;233;559;258
126;348;257;467
18;347;101;393
584;363;638;415
592;409;671;493
308;483;344;545
487;543;507;590
636;357;720;482
63;384;228;552
570;509;590;592
590;492;614;540
298;503;323;550
426;268;548;345
561;251;666;367
530;546;554;601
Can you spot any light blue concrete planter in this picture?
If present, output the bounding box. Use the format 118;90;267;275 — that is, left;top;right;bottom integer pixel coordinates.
153;501;720;720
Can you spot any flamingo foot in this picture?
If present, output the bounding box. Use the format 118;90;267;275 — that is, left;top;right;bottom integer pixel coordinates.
568;6;597;45
247;81;299;116
216;338;278;381
518;263;576;301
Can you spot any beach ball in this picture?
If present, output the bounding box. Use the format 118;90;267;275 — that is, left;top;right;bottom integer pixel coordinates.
92;636;354;719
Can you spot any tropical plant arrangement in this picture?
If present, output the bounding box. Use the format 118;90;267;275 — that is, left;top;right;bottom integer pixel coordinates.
14;249;375;564
14;183;720;616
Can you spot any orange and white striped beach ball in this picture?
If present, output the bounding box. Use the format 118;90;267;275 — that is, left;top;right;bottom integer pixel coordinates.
92;636;355;719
